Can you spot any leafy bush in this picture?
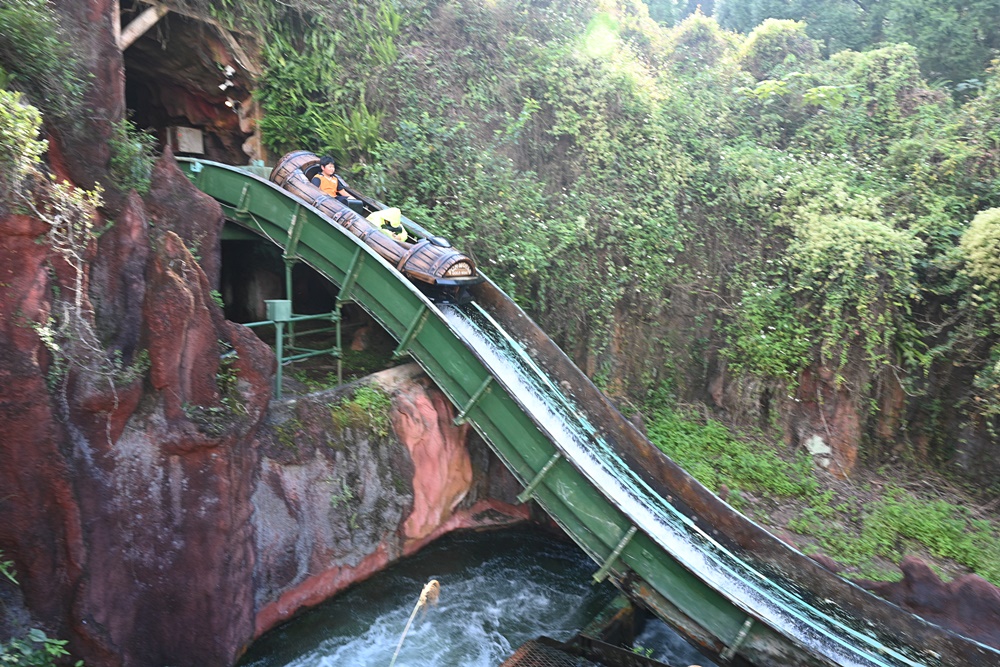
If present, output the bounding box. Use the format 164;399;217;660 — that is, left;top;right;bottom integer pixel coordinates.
0;0;85;124
723;280;813;382
256;22;345;156
0;552;81;666
960;208;1000;286
0;628;80;667
786;207;924;369
664;12;738;70
107;119;157;196
737;19;819;80
0;88;45;203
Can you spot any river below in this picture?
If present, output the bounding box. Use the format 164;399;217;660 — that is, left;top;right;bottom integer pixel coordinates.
238;526;714;667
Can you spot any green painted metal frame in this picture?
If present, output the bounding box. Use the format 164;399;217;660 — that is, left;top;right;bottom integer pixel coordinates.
181;160;991;667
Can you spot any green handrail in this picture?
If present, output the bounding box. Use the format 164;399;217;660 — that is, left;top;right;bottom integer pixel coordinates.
179;159;999;667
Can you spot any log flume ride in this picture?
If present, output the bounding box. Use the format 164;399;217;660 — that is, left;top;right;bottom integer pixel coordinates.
270;150;483;305
180;157;1000;667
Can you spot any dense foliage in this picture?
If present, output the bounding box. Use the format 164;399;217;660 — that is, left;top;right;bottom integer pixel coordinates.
646;405;1000;584
0;0;85;124
223;0;1000;472
714;0;1000;89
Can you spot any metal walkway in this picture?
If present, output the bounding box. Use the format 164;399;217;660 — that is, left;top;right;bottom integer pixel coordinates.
180;159;1000;667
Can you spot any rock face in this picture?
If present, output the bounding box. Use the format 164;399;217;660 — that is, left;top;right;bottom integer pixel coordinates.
250;364;527;636
0;153;275;666
0;163;526;663
859;557;1000;649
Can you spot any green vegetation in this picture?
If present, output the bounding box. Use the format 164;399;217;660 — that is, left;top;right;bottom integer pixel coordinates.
961;208;1000;287
0;0;85;125
646;404;816;500
0;553;81;666
328;477;355;509
0;88;46;203
0;554;15;585
0;628;80;667
715;0;1000;88
790;485;1000;584
646;404;1000;584
330;383;393;439
273;416;302;453
107;118;157;196
221;0;1000;472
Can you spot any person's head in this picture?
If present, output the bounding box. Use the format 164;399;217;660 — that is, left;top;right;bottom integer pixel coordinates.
319;155;336;175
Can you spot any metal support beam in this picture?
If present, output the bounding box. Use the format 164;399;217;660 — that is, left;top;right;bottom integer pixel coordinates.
516;451;563;504
393;305;428;359
337;248;365;307
283;204;304;260
120;3;170;50
453;376;493;426
720;616;755;662
235;183;250;214
335;300;344;385
284;259;296;349
593;526;638;583
273;319;285;399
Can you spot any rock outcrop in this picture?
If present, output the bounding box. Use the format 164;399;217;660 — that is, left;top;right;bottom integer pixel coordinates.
251;364;527;636
0;152;275;666
858;557;1000;649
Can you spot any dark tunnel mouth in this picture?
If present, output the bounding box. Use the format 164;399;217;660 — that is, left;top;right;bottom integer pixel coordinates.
121;2;254;164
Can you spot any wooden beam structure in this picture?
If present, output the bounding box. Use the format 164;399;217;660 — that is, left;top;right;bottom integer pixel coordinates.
129;0;260;76
119;2;170;50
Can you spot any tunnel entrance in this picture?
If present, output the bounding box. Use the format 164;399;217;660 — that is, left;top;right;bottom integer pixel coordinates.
120;1;263;164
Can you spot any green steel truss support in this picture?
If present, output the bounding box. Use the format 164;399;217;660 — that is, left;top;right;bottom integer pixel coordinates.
180;159;998;667
243;301;342;398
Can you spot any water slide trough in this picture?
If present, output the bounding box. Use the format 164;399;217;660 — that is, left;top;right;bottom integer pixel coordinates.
178;158;1000;667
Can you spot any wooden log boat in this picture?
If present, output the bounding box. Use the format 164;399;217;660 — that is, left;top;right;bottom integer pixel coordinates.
270;151;483;303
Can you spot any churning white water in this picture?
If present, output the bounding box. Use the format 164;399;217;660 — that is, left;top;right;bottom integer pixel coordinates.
238;529;618;667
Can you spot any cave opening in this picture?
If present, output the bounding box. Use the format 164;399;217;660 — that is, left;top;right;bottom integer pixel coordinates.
118;5;400;386
120;1;261;165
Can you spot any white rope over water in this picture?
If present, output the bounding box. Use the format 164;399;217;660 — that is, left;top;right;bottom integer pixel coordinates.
388;579;441;667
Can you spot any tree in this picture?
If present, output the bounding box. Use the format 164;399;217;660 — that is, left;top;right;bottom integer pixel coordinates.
714;0;1000;85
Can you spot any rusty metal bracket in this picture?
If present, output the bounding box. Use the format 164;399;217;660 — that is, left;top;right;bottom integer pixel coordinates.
593;526;638;583
454;375;493;426
517;450;563;504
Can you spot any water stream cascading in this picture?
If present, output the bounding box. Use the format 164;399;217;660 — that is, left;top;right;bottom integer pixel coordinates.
441;303;924;667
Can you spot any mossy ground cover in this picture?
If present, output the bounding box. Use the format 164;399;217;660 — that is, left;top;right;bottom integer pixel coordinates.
645;403;1000;585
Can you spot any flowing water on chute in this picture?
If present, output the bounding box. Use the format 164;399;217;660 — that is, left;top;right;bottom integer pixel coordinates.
439;303;921;667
